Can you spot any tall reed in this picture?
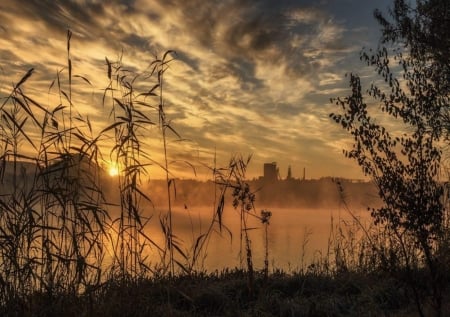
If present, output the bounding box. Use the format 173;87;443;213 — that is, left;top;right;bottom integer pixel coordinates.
212;155;260;294
0;30;111;308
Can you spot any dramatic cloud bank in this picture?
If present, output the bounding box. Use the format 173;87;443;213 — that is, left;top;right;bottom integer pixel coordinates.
0;0;391;179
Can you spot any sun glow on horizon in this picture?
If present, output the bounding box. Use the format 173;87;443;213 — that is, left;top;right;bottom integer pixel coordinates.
108;164;120;177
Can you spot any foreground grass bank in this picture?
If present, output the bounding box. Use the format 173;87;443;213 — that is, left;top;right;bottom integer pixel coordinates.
2;268;449;317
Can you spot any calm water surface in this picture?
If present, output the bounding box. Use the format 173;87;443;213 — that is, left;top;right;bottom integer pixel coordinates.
139;206;372;272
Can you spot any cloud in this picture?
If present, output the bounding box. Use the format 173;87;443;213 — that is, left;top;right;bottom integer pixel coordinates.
0;0;383;179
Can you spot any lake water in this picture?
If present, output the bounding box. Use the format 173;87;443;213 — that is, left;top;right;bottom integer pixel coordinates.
134;205;373;272
0;168;377;273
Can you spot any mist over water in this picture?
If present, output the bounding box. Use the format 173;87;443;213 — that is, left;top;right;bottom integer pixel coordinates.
104;197;374;272
137;206;372;272
78;174;380;272
118;178;378;271
0;163;378;273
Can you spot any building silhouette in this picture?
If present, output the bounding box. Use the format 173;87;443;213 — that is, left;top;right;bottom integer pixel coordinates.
263;162;278;183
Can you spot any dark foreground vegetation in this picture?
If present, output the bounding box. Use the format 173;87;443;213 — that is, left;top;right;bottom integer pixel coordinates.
329;0;450;315
2;268;449;317
1;0;449;316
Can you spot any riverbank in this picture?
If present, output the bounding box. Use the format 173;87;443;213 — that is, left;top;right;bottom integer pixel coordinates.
4;268;449;316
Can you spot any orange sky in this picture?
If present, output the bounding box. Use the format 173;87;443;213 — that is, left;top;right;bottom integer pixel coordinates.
0;0;395;180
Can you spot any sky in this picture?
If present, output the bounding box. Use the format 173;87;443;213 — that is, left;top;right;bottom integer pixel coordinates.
0;0;394;180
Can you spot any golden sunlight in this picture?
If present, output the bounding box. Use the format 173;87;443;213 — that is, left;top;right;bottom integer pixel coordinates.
108;163;120;177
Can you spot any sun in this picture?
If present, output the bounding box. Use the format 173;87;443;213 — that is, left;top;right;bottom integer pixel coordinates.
108;164;120;177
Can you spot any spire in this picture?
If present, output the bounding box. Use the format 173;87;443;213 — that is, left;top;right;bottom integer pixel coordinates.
287;165;292;180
